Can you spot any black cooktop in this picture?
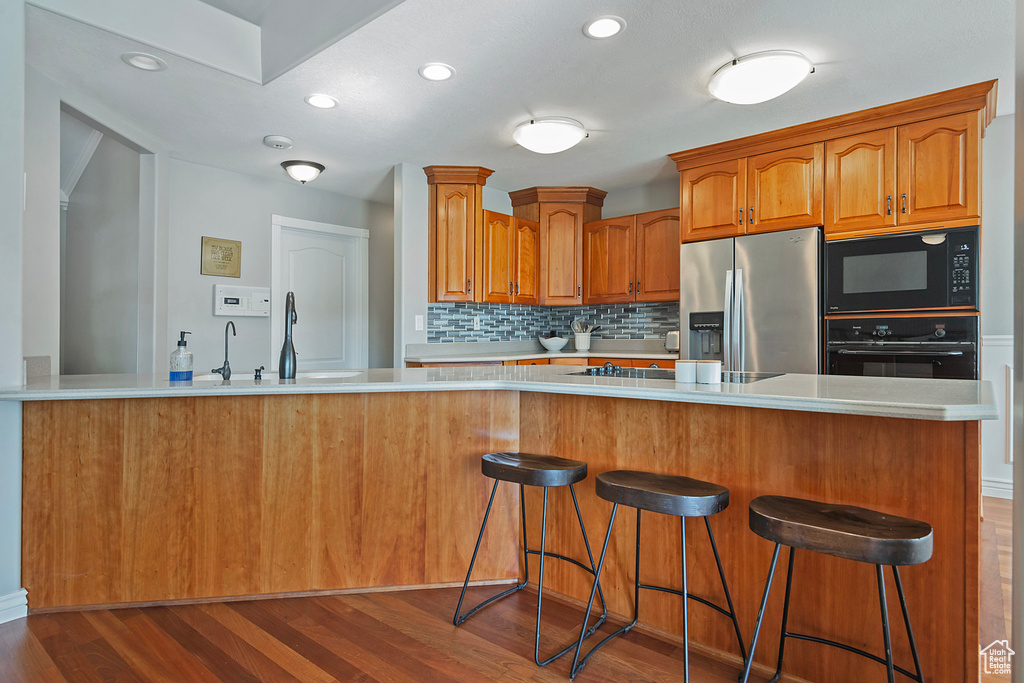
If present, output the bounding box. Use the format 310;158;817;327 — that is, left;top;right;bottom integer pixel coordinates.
569;367;783;383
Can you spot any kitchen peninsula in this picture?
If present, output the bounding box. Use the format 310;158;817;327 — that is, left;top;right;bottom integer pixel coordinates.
5;368;995;682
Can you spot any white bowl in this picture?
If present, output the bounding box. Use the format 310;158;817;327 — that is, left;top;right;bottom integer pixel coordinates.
539;336;568;352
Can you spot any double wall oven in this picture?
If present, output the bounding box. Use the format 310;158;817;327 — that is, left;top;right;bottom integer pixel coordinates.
824;226;980;380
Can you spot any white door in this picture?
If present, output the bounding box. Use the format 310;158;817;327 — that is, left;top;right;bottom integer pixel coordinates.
271;215;369;370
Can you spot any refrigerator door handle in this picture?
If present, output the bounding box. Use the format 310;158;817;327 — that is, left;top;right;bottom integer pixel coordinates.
723;270;734;372
734;269;744;372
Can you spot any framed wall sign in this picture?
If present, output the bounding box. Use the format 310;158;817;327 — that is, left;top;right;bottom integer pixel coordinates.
201;236;241;278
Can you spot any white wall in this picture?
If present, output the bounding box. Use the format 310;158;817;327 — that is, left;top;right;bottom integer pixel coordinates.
22;67;61;376
981;114;1016;497
0;0;26;624
600;176;679;217
62;135;140;374
367;195;395;368
393;162;429;366
167;160;393;373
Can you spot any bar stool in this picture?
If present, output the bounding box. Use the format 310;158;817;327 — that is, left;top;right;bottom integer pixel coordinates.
740;495;933;683
569;470;746;681
453;452;608;666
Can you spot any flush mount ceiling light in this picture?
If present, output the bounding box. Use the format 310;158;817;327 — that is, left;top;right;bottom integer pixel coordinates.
708;50;813;105
121;52;167;71
304;94;338;109
583;16;626;39
281;160;325;184
512;117;588;154
418;63;455;81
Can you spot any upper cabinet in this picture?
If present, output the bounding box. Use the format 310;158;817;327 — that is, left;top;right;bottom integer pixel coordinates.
509;187;606;305
425;166;493;303
481;210;540;304
672;81;995;242
584;208;680;304
825;112;980;237
680;144;823;242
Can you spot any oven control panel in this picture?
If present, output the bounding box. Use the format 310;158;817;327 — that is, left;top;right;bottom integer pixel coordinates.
949;233;976;306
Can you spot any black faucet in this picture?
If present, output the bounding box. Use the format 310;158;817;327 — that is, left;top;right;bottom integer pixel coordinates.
211;321;236;379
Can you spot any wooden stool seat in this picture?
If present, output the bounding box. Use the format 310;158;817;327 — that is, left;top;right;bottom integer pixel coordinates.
596;470;729;517
482;451;587;487
749;495;933;566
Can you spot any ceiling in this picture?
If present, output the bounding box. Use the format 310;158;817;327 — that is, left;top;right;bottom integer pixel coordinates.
25;0;1015;204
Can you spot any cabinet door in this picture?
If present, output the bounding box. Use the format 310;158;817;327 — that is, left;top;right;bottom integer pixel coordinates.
824;129;897;236
746;143;823;234
481;211;513;303
635;208;680;302
897;112;980;225
539;203;585;305
632;359;672;368
518;359;550;365
512;217;540;305
584;216;635;304
680;158;746;241
434;183;476;302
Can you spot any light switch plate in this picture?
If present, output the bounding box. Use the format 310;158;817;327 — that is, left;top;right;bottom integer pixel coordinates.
415;315;424;331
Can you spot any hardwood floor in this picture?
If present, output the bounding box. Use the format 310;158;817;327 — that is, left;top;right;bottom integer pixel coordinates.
0;495;1012;682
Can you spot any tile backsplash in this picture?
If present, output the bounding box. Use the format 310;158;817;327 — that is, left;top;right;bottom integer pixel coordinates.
428;302;679;343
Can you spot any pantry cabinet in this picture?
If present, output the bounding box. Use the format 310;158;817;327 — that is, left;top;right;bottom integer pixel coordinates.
583;208;680;304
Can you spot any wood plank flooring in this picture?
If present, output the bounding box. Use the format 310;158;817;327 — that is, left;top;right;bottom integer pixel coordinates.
0;495;1013;682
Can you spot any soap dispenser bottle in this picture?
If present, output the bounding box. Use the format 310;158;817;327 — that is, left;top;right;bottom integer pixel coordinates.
170;331;193;381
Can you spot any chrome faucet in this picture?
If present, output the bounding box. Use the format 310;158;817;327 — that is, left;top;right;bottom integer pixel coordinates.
279;292;297;379
211;321;236;379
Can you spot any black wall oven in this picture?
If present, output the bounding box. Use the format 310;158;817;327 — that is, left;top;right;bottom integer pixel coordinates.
825;226;978;314
826;315;978;380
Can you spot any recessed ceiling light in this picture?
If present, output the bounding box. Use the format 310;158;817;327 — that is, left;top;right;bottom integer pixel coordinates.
708;50;813;105
512;117;588;154
121;52;167;71
304;94;338;109
583;16;626;39
418;63;455;81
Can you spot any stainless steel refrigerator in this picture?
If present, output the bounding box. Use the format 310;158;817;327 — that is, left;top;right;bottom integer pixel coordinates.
679;227;821;374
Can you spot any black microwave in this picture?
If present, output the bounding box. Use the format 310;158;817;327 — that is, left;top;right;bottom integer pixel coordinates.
825;226;979;314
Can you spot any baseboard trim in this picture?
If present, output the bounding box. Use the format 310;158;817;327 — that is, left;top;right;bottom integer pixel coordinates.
0;588;28;624
983;477;1013;499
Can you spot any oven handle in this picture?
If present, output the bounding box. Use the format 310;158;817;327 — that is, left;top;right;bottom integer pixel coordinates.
835;349;964;356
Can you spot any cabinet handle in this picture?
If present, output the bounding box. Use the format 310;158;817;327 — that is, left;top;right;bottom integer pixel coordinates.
738;208;743;225
509;281;513;295
629;281;633;294
515;282;519;295
901;193;908;214
577;285;581;298
649;363;658;368
887;195;892;215
637;280;641;293
467;278;472;294
749;206;754;223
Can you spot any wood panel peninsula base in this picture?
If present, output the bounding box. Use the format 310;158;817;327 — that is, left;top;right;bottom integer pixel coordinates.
17;375;987;683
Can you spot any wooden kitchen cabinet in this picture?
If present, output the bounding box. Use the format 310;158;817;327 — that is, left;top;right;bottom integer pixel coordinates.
632;359;673;368
584;215;635;304
518;359;550;365
680;158;746;241
549;357;587;366
825;112;980;237
897;112;980;226
425;166;493;302
681;143;822;241
635;208;680;301
510;187;606;306
481;211;540;304
584;208;680;304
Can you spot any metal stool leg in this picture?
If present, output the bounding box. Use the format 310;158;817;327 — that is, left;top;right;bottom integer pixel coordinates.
570;484;608;636
740;543;782;683
570;504;620;680
892;566;924;682
534;486;550;665
768;547;796;683
877;564;896;683
705;516;747;661
680;516;690;682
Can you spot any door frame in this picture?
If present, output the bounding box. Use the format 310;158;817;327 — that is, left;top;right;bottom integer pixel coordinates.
271;215;370;369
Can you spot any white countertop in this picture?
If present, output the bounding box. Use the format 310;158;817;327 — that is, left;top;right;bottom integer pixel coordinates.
0;367;997;422
406;350;679;363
